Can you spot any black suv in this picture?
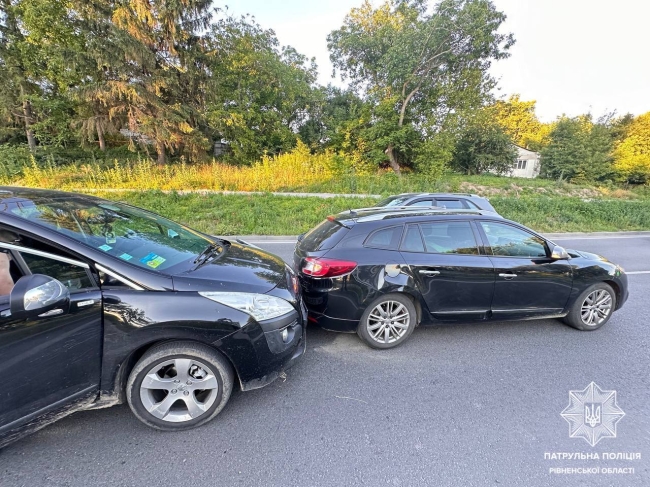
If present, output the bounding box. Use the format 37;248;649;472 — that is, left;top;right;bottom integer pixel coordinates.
294;208;628;349
0;187;306;447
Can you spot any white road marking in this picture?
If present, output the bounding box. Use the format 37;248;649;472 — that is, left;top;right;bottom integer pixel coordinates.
248;240;297;244
627;271;650;275
552;236;650;240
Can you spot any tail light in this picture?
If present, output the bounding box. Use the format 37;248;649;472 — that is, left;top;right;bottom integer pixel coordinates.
302;257;357;278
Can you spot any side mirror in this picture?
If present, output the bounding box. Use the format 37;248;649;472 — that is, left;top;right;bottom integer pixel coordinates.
10;274;70;320
551;245;569;260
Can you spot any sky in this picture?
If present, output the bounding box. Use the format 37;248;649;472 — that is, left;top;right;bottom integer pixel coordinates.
225;0;650;122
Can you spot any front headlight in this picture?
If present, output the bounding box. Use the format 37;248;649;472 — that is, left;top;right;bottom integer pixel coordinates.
198;292;295;321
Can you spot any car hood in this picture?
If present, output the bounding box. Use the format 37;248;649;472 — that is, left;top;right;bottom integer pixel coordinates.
568;248;612;263
171;242;287;293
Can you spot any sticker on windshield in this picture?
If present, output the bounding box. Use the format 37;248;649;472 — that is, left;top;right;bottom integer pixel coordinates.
119;253;133;261
140;252;166;268
167;229;179;239
98;244;113;252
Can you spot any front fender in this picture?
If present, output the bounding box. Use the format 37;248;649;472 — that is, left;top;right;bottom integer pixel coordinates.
99;290;252;398
563;261;627;312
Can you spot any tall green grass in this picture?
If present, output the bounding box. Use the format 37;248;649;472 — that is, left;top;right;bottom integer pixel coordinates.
491;197;650;232
94;191;650;235
99;191;379;235
3;143;646;200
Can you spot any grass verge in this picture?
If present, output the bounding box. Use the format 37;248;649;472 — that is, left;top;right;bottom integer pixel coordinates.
93;191;650;235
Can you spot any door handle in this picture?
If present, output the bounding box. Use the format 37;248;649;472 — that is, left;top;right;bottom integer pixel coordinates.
498;273;517;279
38;308;64;318
419;270;441;276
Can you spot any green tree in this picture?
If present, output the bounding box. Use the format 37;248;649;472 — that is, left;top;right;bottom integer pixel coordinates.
205;14;317;164
486;94;550;151
613;112;650;183
1;0;123;151
540;115;614;183
328;0;513;174
298;85;367;152
0;0;47;150
94;0;213;164
451;121;516;175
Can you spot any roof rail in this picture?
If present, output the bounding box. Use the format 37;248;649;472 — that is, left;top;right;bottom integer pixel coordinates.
354;207;484;223
347;206;441;213
442;192;476;197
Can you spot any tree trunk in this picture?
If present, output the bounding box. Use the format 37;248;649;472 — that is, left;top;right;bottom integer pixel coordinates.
97;122;106;151
156;138;166;165
386;85;420;176
20;84;36;152
386;145;401;175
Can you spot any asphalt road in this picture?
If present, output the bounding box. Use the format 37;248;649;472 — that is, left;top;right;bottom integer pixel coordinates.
1;235;648;487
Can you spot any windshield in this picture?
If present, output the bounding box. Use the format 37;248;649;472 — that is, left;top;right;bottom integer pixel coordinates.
376;196;412;207
10;197;216;273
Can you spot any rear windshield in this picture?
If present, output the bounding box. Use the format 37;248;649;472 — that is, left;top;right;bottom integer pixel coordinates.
299;219;349;251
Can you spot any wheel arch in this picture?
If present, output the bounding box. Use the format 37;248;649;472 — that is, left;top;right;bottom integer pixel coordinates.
400;289;423;325
103;339;242;406
603;279;622;310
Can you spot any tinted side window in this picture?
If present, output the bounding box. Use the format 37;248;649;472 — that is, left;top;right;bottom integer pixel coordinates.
400;225;424;252
408;199;433;208
435;199;465;209
479;222;547;257
364;226;403;249
419;221;479;255
20;252;94;291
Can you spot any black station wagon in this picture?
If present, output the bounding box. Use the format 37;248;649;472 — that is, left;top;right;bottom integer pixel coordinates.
295;208;628;349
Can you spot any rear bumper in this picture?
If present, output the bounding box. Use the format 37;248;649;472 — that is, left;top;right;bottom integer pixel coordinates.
308;312;358;333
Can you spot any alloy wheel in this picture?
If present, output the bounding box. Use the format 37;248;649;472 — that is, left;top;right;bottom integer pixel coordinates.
139;358;219;423
366;300;411;344
580;289;613;327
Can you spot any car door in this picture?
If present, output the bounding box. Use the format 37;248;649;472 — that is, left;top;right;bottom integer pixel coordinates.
399;221;495;321
0;236;102;437
476;220;573;320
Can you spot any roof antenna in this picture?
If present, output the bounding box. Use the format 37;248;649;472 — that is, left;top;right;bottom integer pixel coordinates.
349;208;357;217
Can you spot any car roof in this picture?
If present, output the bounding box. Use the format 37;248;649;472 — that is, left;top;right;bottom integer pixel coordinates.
332;207;499;226
0;186;102;208
391;192;484;199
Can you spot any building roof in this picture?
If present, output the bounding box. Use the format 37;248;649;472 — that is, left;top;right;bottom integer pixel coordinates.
513;144;540;157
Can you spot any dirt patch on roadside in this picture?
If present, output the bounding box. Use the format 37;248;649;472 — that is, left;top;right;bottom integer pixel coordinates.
459;182;606;199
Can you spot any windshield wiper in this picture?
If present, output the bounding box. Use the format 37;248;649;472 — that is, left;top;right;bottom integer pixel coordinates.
192;242;225;270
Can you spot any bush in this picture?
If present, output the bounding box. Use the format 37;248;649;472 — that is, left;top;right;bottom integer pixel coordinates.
0;144;32;180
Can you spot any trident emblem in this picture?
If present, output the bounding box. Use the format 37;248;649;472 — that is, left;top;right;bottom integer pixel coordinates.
585;403;601;427
561;382;624;446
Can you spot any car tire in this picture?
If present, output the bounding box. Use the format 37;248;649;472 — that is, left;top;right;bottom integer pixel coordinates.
563;282;616;331
126;341;234;431
357;293;417;349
